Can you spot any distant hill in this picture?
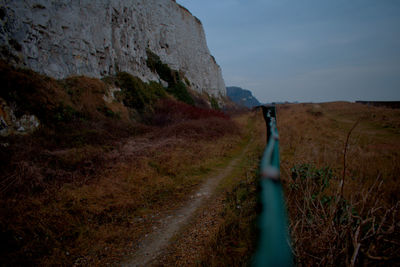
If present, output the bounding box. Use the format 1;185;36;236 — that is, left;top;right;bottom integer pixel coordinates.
226;86;261;108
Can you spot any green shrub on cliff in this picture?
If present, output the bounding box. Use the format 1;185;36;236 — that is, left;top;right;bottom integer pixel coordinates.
166;81;194;106
210;95;220;110
146;49;194;105
113;72;166;111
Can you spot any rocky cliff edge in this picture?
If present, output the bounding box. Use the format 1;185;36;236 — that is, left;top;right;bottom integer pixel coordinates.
0;0;226;97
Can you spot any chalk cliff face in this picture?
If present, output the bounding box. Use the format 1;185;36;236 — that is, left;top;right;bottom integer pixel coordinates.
0;0;226;96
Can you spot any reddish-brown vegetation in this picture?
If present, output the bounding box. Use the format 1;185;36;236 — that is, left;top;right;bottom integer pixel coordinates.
0;63;243;265
149;98;229;125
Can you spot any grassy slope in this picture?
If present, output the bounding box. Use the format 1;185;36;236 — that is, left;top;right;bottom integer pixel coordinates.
0;63;249;265
278;102;400;266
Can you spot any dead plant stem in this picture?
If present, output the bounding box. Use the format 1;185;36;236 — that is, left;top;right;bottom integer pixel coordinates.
340;119;359;198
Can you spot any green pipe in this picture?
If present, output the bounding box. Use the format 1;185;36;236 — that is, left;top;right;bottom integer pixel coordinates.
252;106;293;267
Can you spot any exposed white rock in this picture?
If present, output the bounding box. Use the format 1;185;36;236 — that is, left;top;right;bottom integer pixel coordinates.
0;98;40;136
0;0;226;97
103;86;122;103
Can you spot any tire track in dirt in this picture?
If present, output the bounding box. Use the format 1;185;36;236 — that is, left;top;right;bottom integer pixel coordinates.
122;140;252;267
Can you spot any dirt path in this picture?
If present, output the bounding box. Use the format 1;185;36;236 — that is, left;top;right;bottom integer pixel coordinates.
122;141;251;266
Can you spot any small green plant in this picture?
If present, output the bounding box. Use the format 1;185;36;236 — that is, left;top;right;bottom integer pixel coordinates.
115;72;166;111
116;72;149;111
146;49;171;82
166;81;194;105
290;163;333;197
97;106;120;119
145;49;194;105
148;81;167;99
53;104;82;122
209;95;220;110
184;77;191;87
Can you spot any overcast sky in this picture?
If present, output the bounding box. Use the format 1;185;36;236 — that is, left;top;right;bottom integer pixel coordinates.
176;0;400;103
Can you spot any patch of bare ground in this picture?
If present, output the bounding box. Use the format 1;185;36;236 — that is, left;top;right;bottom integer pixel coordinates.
155;196;225;266
122;138;251;266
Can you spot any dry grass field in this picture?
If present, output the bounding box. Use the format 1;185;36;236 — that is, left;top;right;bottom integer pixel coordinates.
0;111;247;265
1;63;398;267
277;102;400;266
0;62;256;265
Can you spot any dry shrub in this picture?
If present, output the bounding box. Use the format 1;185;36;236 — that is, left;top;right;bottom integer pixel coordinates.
0;60;132;127
59;76;111;120
0;117;143;195
149;98;229;126
287;165;399;266
277;102;400;266
0;60;71;122
306;106;323;117
152;117;238;141
148;99;238;141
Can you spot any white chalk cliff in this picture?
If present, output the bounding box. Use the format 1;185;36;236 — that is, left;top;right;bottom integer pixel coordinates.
0;0;226;96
